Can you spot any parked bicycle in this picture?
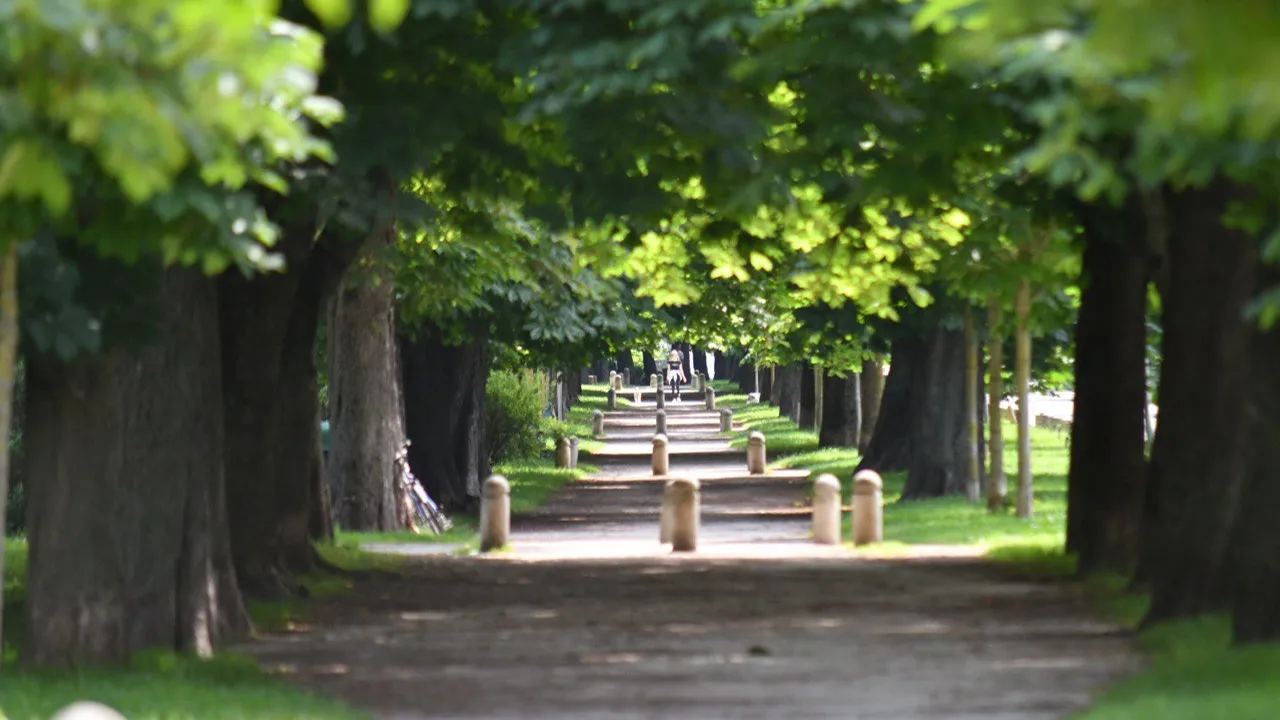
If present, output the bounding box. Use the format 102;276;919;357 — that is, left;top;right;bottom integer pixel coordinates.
395;440;451;535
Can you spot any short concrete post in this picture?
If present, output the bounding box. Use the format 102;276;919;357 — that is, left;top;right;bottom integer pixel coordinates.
608;370;616;386
569;436;580;469
656;389;665;409
555;437;571;469
592;409;604;436
587;374;597;385
719;408;733;433
608;387;617;409
747;431;767;474
812;474;842;545
650;373;659;388
50;703;128;720
655;409;667;435
480;474;510;552
691;373;701;391
669;477;700;552
612;373;623;391
705;386;716;410
633;388;642;404
652;433;670;476
852;469;885;546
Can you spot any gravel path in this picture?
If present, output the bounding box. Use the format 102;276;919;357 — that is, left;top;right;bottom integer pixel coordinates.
243;387;1143;719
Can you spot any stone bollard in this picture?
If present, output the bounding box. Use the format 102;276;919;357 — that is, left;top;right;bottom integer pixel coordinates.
608;387;617;409
656;408;667;435
852;469;885;546
587;374;597;385
569;436;580;469
50;702;128;720
592;409;605;436
656;389;665;409
747;431;767;474
608;370;616;387
691;373;701;391
480;475;511;552
719;408;733;433
652;433;670;476
555;437;571;469
668;477;700;552
812;474;842;545
613;373;623;391
633;388;642;404
651;373;659;388
705;386;717;410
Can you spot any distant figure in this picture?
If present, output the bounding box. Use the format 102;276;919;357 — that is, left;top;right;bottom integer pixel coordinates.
667;346;686;400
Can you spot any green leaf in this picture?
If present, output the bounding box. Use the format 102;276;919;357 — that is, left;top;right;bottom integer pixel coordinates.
304;0;352;28
368;0;410;34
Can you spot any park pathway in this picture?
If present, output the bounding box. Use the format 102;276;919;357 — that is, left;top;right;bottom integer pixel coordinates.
244;382;1142;719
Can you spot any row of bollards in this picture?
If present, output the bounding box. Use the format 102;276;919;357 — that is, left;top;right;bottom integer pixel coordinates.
554;436;580;469
811;470;883;546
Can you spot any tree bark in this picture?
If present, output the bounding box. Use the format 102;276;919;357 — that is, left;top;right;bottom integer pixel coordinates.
987;300;1007;512
900;320;970;499
642;351;657;380
1230;264;1280;643
692;347;709;377
328;232;403;532
1140;179;1259;626
799;364;818;429
858;347;913;474
1014;279;1034;518
220;225;364;595
1066;203;1149;575
758;366;773;402
964;309;981;503
23;267;250;668
714;350;729;380
0;243;19;667
400;326;489;512
819;372;860;447
774;364;802;421
858;356;884;453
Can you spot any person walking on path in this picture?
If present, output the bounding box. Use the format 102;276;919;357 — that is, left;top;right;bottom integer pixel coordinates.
667;345;686;401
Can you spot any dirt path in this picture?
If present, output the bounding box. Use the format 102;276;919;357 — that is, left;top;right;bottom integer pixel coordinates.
244;388;1142;719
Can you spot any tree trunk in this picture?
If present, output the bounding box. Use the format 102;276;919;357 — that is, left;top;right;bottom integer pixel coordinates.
328;234;403;532
775;364;802;421
400;327;489;512
1066;204;1149;576
987;300;1007;512
0;243;19;667
799;364;818;429
220;227;365;595
819;373;860;447
23;268;250;668
758;366;773;402
900;320;970;499
692;347;709;377
1015;279;1034;518
1230;265;1280;643
642;351;657;380
1140;179;1259;626
614;350;633;378
858;356;884;453
714;350;729;379
858;347;913;474
964;308;981;503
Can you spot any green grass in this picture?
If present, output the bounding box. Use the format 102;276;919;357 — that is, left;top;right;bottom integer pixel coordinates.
0;651;369;720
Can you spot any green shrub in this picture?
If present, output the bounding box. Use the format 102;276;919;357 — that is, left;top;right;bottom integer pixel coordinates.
485;370;547;464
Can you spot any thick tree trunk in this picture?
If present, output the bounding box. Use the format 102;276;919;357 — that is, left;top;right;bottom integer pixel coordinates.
901;320;970;499
799;364;818;429
328;233;403;532
1066;204;1149;576
964;309;981;503
220;225;364;595
642;351;657;380
1140;179;1259;626
858;357;884;453
1014;280;1034;518
758;366;773;401
714;350;729;380
1230;265;1280;643
400;327;489;512
0;244;15;666
819;373;860;447
775;364;802;421
987;300;1007;512
23;268;249;668
614;350;633;378
692;347;709;377
858;347;913;474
